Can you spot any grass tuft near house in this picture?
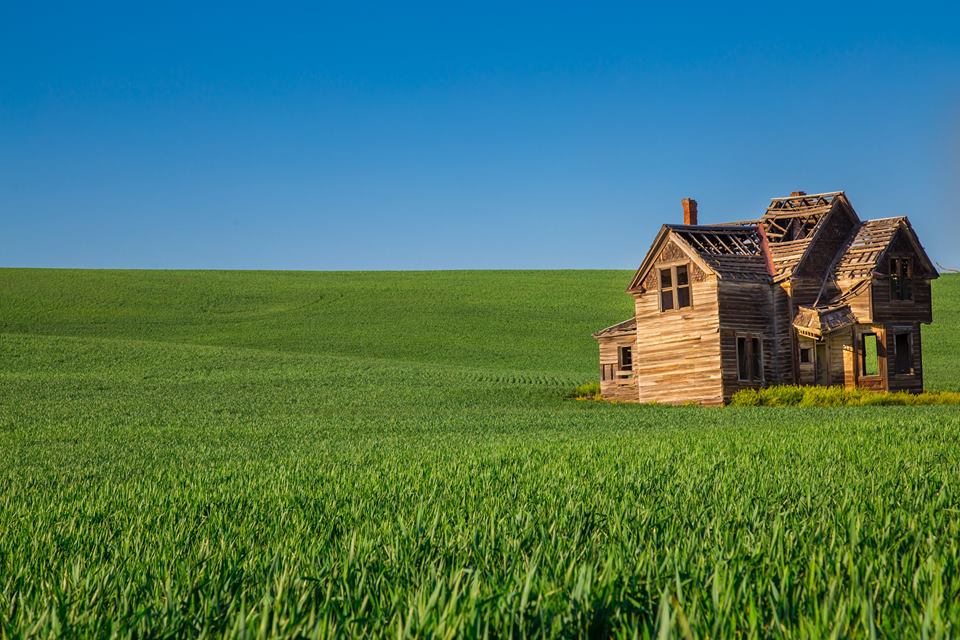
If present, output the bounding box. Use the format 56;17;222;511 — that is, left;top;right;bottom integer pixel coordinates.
730;384;960;407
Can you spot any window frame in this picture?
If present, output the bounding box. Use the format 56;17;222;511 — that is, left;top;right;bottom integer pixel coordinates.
889;257;913;302
736;334;764;383
799;347;813;364
617;345;633;372
893;330;913;375
658;263;693;313
860;332;881;378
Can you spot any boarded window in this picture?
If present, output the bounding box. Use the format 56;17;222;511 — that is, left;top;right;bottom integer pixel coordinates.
618;346;633;371
799;347;812;364
861;333;879;376
894;332;912;374
736;335;763;382
889;257;913;301
659;264;692;312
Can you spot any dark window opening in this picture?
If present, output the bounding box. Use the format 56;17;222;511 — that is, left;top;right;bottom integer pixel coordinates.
889;257;913;301
660;289;674;311
659;264;692;312
894;332;912;374
750;337;762;381
676;265;691;308
618;346;633;371
737;337;748;380
799;347;812;364
861;333;879;377
737;336;763;382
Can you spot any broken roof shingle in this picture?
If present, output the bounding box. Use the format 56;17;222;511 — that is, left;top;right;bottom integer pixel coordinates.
832;217;905;282
592;317;636;338
758;192;851;281
667;224;773;282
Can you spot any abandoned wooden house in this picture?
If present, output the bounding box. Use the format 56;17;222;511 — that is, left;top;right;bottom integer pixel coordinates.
594;191;939;405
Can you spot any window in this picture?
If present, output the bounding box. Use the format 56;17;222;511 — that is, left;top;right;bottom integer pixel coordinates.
736;336;763;382
861;333;879;376
659;264;692;312
618;346;633;371
889;257;913;301
799;347;812;364
894;332;912;374
659;268;673;310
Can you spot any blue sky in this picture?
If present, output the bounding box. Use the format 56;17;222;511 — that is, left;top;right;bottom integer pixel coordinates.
2;1;959;269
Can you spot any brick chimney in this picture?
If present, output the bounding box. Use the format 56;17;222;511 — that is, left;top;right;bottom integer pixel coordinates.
682;198;698;225
790;191;806;196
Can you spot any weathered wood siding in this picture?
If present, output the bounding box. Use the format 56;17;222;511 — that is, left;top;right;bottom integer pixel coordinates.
786;207;859;308
870;279;933;325
870;231;934;324
717;280;781;400
844;284;873;323
597;333;639;401
634;238;723;405
787;277;822;309
770;284;794;385
797;208;858;280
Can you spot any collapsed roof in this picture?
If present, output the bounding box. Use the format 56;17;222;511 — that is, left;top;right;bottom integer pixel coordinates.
621;190;938;338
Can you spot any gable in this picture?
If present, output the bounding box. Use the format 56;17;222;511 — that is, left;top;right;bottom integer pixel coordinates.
832;217;937;285
626;228;714;292
761;192;860;282
637;238;709;291
875;224;938;278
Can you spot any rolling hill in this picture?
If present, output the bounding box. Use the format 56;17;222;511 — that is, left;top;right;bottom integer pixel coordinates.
1;269;959;637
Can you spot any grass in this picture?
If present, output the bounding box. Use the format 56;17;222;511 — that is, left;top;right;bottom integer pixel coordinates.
1;269;959;637
731;385;960;407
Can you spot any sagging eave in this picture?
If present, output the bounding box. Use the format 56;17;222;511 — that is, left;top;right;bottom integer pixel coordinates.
592;318;637;340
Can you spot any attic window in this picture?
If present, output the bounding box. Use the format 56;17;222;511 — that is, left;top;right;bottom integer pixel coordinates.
736;336;763;382
889;257;913;301
659;265;692;312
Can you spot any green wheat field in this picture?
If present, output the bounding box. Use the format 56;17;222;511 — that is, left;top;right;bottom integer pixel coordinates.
2;269;959;638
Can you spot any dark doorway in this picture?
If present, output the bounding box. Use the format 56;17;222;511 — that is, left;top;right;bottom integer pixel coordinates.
815;343;829;385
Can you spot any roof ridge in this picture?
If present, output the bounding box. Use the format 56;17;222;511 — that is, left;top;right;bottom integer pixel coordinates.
863;215;907;223
769;190;844;202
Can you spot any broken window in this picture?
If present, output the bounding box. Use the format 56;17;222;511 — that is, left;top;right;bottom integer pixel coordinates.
618;346;633;371
799;347;812;364
894;332;912;374
889;258;913;301
861;333;879;377
659;265;692;312
737;336;763;382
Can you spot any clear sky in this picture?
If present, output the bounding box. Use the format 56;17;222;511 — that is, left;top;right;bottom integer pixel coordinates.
3;1;959;270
